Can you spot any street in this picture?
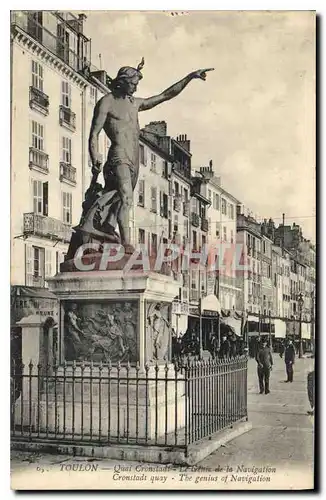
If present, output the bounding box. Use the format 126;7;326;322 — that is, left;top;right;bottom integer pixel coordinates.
11;354;314;490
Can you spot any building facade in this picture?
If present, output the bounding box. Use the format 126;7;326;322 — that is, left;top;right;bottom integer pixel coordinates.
11;11;91;288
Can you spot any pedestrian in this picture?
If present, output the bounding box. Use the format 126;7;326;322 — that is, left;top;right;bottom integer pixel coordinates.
279;341;285;359
219;335;230;359
307;370;315;415
256;339;273;394
284;339;295;383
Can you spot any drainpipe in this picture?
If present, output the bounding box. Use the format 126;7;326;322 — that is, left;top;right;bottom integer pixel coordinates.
81;85;87;196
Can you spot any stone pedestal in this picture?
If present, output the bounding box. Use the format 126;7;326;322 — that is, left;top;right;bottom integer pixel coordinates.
15;270;184;441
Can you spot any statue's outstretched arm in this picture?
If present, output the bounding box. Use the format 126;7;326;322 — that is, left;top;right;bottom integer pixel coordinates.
138;68;214;112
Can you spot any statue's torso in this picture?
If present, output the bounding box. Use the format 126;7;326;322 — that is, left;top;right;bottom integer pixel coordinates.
103;95;140;167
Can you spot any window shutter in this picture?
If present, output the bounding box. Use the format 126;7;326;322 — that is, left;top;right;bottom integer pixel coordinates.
45;249;52;277
25;244;33;285
43;182;48;216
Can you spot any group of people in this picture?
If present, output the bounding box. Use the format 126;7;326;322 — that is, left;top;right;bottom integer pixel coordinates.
255;338;315;415
255;338;296;395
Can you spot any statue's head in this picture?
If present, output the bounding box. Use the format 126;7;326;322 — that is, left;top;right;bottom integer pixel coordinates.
108;58;144;97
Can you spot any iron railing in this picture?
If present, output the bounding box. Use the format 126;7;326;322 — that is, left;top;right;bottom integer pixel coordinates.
23;213;72;243
191;212;200;227
11;357;248;453
59;106;76;131
29;147;49;173
29;86;49;115
59;162;76;185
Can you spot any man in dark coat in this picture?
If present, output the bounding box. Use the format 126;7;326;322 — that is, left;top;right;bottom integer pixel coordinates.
256;339;273;394
219;335;230;359
284;339;295;382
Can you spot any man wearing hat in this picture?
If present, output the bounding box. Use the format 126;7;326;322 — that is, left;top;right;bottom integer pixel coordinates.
87;60;214;250
256;339;273;394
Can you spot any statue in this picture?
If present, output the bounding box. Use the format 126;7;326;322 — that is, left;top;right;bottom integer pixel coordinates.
147;302;171;361
66;60;214;259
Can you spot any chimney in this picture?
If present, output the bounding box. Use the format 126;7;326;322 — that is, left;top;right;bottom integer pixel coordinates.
144;121;167;137
176;133;191;152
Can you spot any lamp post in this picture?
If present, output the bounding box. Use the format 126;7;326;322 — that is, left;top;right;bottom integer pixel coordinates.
298;292;304;358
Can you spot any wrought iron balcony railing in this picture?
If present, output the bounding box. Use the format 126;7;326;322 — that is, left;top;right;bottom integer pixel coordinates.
23;213;72;243
183;201;189;217
191;212;200;227
59;105;76;131
29;147;49;173
173;196;181;212
60;162;76;185
29;86;49;115
201;218;209;232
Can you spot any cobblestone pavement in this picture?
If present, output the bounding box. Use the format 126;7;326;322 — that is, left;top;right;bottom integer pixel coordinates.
11;354;314;489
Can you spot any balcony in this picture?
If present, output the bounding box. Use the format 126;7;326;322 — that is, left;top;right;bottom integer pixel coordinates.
29;147;49;174
11;11;91;74
59;105;76;132
201;218;209;232
60;162;76;186
173;196;181;212
29;86;49;116
23;213;72;243
183;202;189;217
191;212;200;227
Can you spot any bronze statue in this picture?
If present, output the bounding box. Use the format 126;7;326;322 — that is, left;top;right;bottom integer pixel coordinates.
67;60;214;258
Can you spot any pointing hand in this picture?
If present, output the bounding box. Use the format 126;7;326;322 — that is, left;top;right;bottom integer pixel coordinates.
191;68;215;81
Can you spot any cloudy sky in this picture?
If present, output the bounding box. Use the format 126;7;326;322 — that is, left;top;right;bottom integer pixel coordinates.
83;10;315;241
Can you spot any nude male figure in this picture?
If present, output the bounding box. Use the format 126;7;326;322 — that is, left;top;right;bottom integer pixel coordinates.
88;59;214;249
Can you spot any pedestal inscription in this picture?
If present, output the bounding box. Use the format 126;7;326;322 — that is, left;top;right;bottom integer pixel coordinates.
64;300;138;363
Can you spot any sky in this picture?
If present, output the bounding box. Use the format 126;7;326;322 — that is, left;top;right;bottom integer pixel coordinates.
82;10;316;241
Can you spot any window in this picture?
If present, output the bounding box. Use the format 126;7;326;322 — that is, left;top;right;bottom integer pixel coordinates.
184;188;188;202
230;204;234;219
200;204;206;219
208;217;211;234
62;191;72;224
26;245;45;286
223;226;227;241
62;136;72;163
184;219;189;238
33;180;48;215
160;192;168;218
174;215;178;233
45;249;52;278
151;233;157;255
192;230;197;250
214;193;220;210
31;60;43;91
61;81;71;108
151;186;157;212
140;144;146;165
138;179;145;206
138;229;145;244
221;198;227;215
208;189;212;203
150;153;156;172
216;222;220;238
230;229;234;243
31;120;44;151
33;247;43;278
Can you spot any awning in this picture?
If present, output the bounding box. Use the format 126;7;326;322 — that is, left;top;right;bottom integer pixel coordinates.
274;319;286;339
221;316;242;336
301;323;311;340
11;285;58;324
200;294;221;314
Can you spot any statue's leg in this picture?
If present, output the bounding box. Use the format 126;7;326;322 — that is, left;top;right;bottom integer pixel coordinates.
114;165;133;246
